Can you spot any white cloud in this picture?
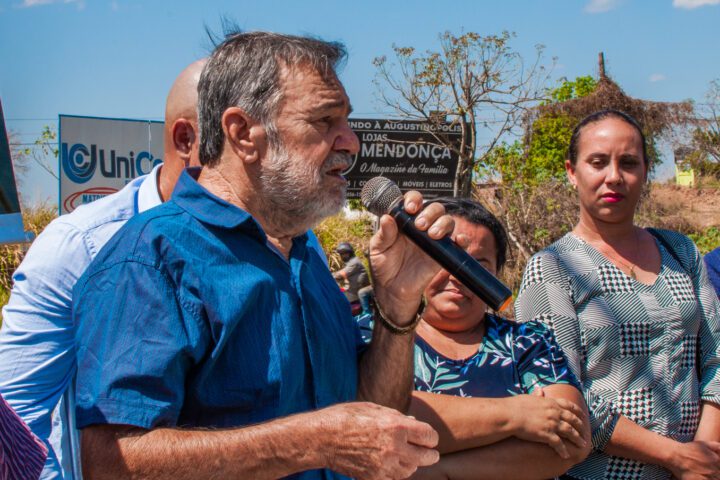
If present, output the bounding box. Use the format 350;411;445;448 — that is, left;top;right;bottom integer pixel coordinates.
649;73;666;82
18;0;83;8
584;0;621;13
673;0;720;8
20;0;54;6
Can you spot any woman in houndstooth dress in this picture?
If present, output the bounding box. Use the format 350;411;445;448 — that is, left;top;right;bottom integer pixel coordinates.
515;110;720;480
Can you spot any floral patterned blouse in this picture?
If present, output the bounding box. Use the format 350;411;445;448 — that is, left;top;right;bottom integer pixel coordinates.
515;229;720;480
355;312;579;397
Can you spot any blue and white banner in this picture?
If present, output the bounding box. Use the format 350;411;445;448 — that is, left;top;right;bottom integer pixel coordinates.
59;115;164;214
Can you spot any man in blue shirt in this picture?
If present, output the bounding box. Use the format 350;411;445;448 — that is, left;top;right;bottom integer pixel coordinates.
0;57;330;479
74;31;450;480
0;60;213;479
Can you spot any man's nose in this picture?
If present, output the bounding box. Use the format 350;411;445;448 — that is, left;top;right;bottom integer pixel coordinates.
334;122;360;155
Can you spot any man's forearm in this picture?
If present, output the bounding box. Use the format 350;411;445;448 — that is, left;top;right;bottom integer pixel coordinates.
82;412;325;480
83;401;440;480
357;318;415;411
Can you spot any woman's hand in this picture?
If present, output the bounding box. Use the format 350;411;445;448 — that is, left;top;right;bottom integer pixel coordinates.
667;441;720;480
506;391;587;459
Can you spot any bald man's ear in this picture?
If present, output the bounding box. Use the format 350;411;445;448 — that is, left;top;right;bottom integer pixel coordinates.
222;107;264;164
171;119;196;167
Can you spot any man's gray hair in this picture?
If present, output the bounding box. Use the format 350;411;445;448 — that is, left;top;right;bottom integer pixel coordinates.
198;31;348;167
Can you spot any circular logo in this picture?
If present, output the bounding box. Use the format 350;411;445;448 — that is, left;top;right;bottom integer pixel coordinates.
62;144;96;184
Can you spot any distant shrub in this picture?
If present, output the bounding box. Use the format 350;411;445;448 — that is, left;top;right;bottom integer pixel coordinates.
689;227;720;255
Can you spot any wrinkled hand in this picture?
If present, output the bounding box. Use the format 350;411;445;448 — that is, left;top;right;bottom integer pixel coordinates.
507;392;587;459
669;441;720;480
319;401;440;480
369;191;454;325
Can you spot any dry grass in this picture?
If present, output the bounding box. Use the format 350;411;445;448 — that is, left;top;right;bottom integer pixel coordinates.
0;203;57;321
314;212;375;272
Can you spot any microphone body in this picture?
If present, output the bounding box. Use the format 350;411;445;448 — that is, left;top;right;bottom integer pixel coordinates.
361;177;513;312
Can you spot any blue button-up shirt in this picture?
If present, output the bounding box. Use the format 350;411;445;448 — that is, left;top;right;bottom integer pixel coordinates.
73;170;359;479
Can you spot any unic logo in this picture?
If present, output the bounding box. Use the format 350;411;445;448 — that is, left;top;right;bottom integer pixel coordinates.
61;143;162;184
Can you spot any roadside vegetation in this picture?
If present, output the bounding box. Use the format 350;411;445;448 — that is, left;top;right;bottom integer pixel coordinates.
0;203;56;322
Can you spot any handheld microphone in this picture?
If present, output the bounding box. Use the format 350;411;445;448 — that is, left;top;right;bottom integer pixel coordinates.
361;177;513;312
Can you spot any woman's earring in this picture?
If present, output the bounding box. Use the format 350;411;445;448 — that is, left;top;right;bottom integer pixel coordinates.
572;183;577;190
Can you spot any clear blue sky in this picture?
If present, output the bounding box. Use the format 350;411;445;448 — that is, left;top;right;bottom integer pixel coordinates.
1;0;719;204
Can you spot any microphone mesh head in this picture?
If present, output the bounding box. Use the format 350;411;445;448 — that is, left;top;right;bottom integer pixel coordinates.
361;176;402;216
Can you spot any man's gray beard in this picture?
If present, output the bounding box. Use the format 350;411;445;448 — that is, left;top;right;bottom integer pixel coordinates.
257;145;350;234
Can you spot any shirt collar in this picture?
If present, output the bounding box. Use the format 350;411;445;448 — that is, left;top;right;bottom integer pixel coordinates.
172;167;263;234
137;163;164;214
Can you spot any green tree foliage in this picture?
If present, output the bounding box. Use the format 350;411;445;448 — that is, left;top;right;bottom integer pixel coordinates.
374;31;551;197
689;226;720;255
547;75;598;103
477;76;598;279
484;76;598;187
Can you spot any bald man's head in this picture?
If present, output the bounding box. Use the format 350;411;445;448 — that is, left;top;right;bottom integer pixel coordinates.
157;59;206;201
165;59;205;129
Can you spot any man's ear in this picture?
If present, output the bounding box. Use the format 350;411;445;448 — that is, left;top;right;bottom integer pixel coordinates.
222;107;264;164
171;119;196;167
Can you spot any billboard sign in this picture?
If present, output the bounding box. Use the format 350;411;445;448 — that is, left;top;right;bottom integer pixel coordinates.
344;118;464;199
59;115;164;214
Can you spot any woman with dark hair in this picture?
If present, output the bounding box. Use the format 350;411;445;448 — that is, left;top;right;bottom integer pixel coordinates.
357;197;592;479
515;109;720;479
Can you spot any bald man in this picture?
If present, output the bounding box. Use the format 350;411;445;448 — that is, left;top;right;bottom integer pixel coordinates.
0;59;206;480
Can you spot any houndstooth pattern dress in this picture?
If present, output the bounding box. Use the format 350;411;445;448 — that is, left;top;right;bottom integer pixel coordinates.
515;229;720;480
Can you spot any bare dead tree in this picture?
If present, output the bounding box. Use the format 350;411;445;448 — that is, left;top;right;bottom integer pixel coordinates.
373;31;553;197
691;80;720;170
7;131;29;186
